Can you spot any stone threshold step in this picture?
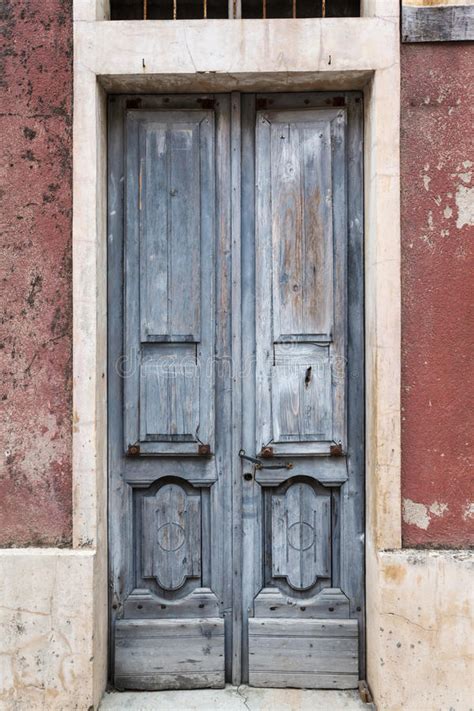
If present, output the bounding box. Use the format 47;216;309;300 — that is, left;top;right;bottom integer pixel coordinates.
101;685;373;710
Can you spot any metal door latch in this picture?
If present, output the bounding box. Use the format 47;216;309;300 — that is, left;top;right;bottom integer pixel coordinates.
238;449;293;471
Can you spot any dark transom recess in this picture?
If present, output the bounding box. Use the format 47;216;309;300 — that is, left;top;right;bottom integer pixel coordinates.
111;0;359;19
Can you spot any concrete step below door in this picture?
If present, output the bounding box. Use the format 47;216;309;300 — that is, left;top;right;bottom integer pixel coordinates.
100;685;373;710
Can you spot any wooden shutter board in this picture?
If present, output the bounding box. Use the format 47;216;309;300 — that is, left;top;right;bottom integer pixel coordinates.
402;5;474;43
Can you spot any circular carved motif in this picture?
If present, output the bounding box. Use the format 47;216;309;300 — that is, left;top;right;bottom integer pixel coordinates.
287;521;315;551
157;522;185;552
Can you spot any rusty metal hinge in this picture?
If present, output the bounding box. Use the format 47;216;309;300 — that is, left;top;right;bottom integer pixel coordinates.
330;442;344;457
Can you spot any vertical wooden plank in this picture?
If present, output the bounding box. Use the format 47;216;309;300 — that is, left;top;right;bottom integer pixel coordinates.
230;91;243;686
140;123;168;339
198;112;217;449
342;93;365;677
301;122;333;337
271;119;304;340
169;124;201;338
255;112;273;453
240;93;261;684
123;112;141;451
330;110;347;448
108;96;135;682
212;93;233;681
201;487;211;587
271;118;334;341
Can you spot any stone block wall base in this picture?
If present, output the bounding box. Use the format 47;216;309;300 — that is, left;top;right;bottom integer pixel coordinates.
367;548;474;711
0;549;104;711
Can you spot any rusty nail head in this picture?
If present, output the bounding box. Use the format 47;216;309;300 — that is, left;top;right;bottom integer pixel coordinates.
330;442;344;457
198;444;211;456
127;444;140;456
260;446;273;458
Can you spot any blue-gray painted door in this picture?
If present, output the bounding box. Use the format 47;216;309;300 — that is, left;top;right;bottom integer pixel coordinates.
108;92;364;691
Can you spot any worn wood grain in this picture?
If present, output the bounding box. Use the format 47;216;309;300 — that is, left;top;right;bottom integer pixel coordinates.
255;106;347;457
115;618;225;690
109;91;365;690
124;109;215;456
249;671;358;689
141;483;201;590
109;95;232;690
341;93;365;676
402;5;474;43
230;91;243;686
240;93;261;683
248;618;358;688
211;93;233;681
248;92;364;689
249;617;358;637
124;587;220;618
272;481;331;590
108;95;136;681
253;587;350;618
254;454;348;487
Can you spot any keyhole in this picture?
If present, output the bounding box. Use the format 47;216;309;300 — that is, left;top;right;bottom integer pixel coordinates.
305;366;312;388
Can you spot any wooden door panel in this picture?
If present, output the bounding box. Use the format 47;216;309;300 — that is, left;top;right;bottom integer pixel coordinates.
272;481;331;590
246;93;364;690
124;110;215;456
109;92;364;691
141;482;201;590
109;95;230;692
272;344;332;443
115;619;225;691
256;107;347;457
140;344;199;443
248;618;358;689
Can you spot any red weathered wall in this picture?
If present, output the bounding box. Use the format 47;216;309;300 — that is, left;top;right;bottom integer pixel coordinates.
0;0;73;546
401;43;474;547
1;10;473;549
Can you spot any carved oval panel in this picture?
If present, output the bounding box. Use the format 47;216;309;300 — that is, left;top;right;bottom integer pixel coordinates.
272;481;330;590
287;521;315;551
157;522;186;552
142;483;201;591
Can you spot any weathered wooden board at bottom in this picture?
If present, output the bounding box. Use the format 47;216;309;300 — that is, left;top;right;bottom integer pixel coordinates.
248;618;358;689
114;618;225;690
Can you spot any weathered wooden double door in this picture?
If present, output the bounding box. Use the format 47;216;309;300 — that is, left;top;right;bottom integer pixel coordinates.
108;92;364;691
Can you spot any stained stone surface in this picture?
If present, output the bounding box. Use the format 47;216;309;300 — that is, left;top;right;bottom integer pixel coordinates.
100;686;370;710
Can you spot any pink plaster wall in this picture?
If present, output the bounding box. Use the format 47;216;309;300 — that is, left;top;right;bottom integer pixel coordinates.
401;43;474;546
0;0;73;545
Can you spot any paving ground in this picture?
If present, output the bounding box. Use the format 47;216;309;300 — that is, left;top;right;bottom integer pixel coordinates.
100;685;372;710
